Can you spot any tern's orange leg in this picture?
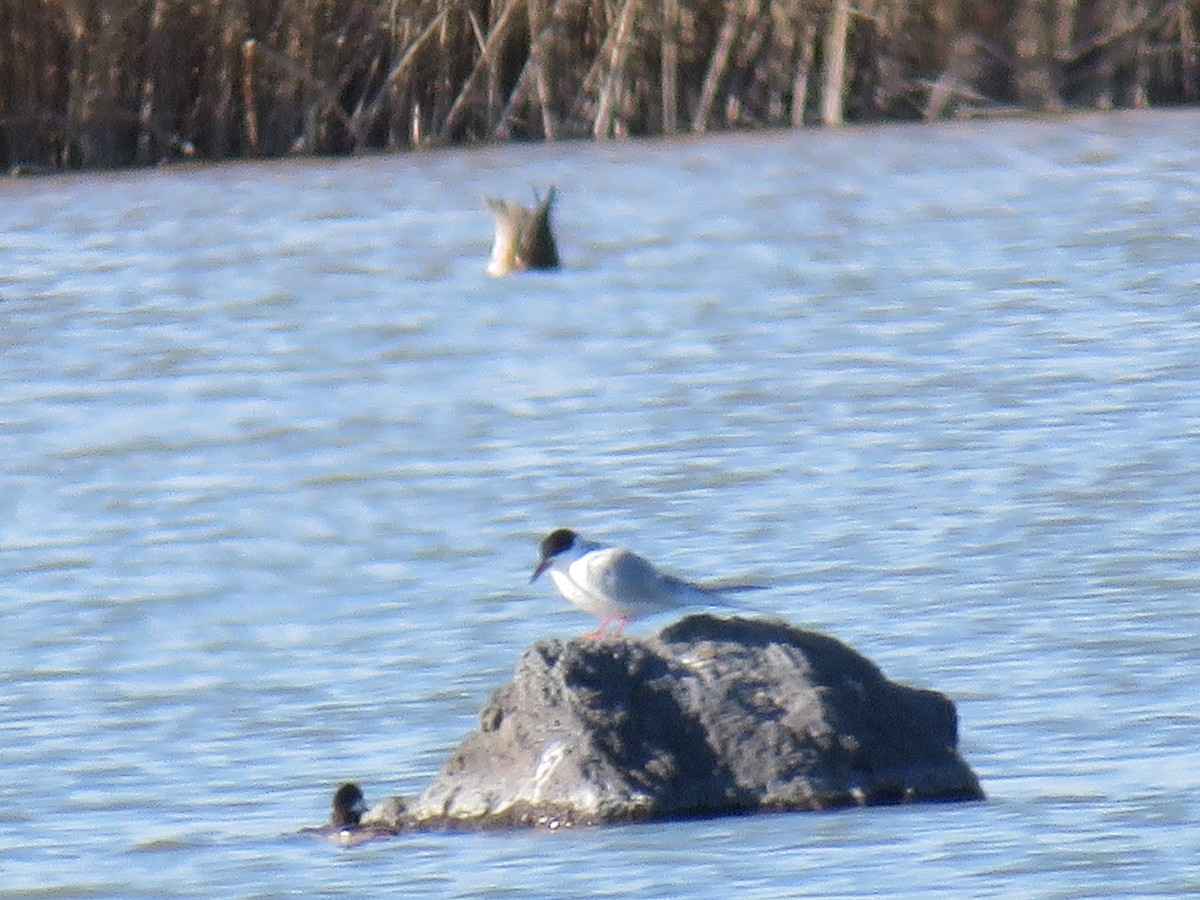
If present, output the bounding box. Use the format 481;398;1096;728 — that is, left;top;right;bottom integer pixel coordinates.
583;617;612;639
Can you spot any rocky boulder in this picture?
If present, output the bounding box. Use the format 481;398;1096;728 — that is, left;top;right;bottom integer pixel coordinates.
366;615;982;830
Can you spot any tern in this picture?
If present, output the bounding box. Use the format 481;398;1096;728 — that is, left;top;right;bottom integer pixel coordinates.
530;528;760;638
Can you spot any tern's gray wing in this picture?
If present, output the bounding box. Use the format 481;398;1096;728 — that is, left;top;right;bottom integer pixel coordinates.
580;548;684;612
585;548;713;612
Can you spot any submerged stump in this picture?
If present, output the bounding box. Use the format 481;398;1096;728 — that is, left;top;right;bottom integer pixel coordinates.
361;615;983;831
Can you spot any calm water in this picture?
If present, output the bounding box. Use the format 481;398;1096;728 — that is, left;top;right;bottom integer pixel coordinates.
3;109;1199;897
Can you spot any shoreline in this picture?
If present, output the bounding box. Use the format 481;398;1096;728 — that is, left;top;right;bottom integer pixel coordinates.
7;104;1197;181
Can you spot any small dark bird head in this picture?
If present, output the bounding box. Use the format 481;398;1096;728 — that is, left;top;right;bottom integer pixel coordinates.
330;783;368;829
530;528;578;582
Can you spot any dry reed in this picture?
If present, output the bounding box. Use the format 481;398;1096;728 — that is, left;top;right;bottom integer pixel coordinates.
2;0;1197;171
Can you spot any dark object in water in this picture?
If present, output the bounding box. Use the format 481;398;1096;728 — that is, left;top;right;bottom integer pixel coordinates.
300;782;374;844
486;187;560;276
300;783;407;844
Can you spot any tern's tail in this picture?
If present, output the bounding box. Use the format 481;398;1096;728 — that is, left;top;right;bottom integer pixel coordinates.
665;576;765;610
707;582;767;595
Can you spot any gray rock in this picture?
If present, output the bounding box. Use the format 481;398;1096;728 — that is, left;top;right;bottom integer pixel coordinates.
404;614;983;828
360;794;408;831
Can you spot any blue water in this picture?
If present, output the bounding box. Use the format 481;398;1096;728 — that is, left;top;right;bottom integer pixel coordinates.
2;109;1199;897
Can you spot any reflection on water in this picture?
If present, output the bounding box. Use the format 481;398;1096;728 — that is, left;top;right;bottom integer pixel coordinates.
2;110;1199;897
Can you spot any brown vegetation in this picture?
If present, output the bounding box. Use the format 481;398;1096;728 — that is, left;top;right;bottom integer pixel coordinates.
2;0;1198;172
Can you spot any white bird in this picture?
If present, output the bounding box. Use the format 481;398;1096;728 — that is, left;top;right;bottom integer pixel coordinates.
530;528;760;638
